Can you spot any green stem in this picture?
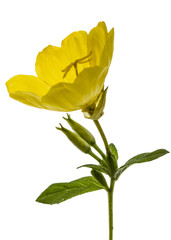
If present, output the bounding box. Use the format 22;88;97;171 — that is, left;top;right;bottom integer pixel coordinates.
94;119;115;240
108;179;115;240
93;143;106;158
94;120;110;155
89;150;104;165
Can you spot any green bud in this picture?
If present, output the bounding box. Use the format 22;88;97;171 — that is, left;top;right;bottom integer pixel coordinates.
106;152;118;173
109;143;118;161
83;87;108;120
63;114;96;146
107;143;118;172
56;124;91;154
91;169;108;189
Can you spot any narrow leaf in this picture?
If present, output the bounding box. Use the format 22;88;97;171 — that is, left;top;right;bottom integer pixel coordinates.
126;149;169;165
36;176;104;204
77;164;111;176
114;149;169;180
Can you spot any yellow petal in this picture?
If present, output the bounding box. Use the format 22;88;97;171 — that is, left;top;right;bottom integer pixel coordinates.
88;22;108;66
61;31;88;61
61;30;89;73
35;45;76;86
42;66;108;112
6;75;50;109
100;28;114;67
6;22;113;114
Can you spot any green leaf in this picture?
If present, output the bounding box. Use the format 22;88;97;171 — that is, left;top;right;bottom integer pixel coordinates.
109;143;118;161
125;149;169;165
77;164;111;176
114;149;169;180
36;176;104;204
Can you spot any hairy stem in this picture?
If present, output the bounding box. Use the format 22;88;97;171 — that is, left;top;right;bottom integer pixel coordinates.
89;150;104;165
93;143;106;158
108;179;115;240
93;119;114;240
93;120;110;155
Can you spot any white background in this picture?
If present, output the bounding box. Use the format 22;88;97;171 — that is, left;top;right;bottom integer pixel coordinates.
0;0;171;239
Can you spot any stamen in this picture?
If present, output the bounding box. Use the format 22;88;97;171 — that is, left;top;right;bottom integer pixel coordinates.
78;58;92;64
76;51;92;63
61;63;73;79
61;51;93;78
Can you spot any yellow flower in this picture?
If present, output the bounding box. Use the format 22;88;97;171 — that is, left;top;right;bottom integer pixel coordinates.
6;22;114;114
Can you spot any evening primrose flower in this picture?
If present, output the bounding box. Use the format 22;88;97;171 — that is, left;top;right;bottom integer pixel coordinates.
6;22;114;117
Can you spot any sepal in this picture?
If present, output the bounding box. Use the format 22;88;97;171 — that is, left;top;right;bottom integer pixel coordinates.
83;87;108;120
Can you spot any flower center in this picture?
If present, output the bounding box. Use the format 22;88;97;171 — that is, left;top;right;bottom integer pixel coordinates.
62;51;92;78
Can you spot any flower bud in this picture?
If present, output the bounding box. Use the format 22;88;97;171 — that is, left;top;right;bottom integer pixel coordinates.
83;87;108;120
109;143;118;161
56;124;91;154
63;114;96;146
91;169;108;189
106;152;118;173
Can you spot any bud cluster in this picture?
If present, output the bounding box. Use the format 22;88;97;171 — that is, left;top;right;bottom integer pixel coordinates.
56;115;97;155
